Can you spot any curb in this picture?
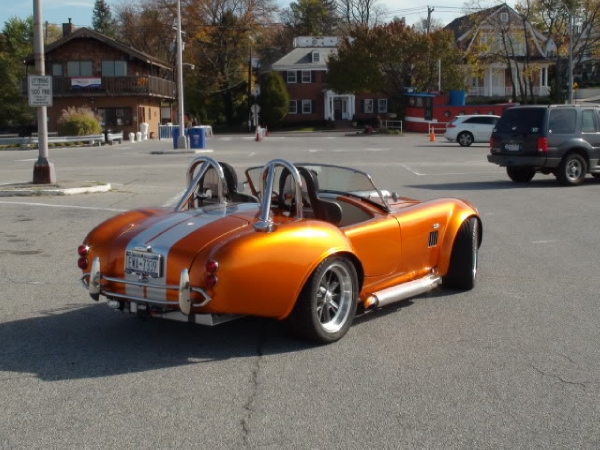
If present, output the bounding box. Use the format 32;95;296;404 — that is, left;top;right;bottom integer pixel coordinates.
0;183;112;197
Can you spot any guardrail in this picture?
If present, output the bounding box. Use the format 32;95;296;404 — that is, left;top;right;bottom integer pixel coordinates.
0;134;106;147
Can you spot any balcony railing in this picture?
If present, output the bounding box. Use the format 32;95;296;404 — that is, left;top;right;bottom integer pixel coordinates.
22;76;176;99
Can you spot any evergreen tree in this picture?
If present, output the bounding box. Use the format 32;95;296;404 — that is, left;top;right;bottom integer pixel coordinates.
258;71;290;129
92;0;117;38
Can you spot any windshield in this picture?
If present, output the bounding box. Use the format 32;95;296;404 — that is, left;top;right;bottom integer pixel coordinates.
245;163;390;211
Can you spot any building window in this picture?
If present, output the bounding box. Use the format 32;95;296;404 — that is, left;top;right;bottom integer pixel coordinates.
302;70;311;83
301;100;312;114
378;99;388;113
364;99;374;113
500;12;508;22
313;52;320;63
102;60;127;77
97;107;133;127
67;60;93;77
51;63;63;76
289;100;298;114
287;71;297;83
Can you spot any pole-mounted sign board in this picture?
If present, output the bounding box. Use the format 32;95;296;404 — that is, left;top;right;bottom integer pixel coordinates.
28;75;53;107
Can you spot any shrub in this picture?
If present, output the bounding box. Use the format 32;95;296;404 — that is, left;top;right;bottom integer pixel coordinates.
58;106;102;136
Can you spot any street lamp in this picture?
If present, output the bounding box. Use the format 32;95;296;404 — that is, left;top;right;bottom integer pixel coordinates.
176;0;187;149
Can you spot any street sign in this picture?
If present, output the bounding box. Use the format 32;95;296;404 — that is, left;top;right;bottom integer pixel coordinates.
251;104;260;114
28;75;53;107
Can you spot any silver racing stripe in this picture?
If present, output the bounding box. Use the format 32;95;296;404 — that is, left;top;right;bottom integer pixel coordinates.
124;203;256;302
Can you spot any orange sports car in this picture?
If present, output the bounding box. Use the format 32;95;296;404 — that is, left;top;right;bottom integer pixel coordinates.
78;156;482;343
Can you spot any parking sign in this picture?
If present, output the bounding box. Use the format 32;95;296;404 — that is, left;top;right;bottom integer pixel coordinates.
28;75;53;107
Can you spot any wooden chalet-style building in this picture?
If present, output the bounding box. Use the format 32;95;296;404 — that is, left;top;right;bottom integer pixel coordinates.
25;21;176;138
271;36;389;127
445;5;556;99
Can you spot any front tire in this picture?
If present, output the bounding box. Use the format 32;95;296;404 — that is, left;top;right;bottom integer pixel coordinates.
506;167;535;183
457;132;474;147
442;217;479;290
556;153;587;186
288;256;358;344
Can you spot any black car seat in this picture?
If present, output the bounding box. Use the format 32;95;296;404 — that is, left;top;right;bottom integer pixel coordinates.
219;162;258;203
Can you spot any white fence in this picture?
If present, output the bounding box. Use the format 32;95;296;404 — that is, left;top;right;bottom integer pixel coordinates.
382;120;403;133
0;133;114;147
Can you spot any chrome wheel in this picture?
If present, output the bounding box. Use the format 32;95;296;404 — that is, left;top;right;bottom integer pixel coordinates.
315;262;354;333
566;158;584;182
288;256;358;343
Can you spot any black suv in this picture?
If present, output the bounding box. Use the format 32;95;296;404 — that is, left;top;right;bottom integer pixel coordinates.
488;104;600;186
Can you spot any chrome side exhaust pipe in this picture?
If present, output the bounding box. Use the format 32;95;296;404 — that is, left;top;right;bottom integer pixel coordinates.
365;274;442;309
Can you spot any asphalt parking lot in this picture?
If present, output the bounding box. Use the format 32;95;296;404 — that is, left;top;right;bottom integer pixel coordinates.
1;132;599;449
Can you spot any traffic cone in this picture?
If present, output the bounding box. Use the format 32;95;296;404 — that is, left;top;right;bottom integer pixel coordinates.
429;130;436;142
255;127;261;142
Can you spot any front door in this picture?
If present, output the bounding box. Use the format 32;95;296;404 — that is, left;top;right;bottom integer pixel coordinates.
333;99;342;120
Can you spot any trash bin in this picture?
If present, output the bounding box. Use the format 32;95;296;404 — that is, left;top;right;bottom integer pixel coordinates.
189;126;206;149
172;127;185;149
103;129;111;144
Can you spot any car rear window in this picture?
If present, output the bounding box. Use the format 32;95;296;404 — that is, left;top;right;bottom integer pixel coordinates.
495;108;545;135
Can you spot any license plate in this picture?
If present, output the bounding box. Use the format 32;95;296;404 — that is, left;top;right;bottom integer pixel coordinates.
504;143;520;151
125;251;162;277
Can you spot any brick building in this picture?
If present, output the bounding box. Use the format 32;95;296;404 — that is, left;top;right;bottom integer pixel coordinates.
24;21;176;138
271;36;389;127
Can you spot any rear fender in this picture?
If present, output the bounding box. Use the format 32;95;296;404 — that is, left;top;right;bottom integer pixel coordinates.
194;220;357;319
437;202;482;276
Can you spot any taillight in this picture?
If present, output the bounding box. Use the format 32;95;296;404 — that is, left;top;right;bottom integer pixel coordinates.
77;245;89;269
447;123;456;128
205;259;219;273
204;273;218;288
537;137;548;152
203;259;219;288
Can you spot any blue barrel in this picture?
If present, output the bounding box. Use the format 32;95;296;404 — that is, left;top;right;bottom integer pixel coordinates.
189;127;206;149
172;127;188;149
448;90;466;106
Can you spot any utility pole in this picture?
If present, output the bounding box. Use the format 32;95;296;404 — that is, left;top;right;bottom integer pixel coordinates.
426;6;435;34
247;45;252;133
32;0;55;184
567;11;574;104
176;0;187;149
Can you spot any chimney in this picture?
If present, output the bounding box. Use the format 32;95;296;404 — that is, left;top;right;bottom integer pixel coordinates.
62;18;75;37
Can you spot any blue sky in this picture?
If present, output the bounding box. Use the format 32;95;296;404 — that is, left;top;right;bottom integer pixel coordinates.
4;0;476;29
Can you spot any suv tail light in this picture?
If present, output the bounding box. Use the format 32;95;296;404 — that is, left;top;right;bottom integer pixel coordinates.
537;137;548;153
446;123;456;128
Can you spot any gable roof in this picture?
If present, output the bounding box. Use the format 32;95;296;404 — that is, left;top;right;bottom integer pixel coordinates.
26;27;172;71
445;4;552;58
271;47;337;71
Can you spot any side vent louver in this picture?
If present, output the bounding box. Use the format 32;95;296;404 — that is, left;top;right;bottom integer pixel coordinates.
428;231;438;247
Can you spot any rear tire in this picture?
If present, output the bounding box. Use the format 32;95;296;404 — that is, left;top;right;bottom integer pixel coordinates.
457;132;474;147
442;217;479;290
288;256;358;344
556;153;587;186
506;167;535;183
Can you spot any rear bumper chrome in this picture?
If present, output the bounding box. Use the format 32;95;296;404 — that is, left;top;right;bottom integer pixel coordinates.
80;256;212;314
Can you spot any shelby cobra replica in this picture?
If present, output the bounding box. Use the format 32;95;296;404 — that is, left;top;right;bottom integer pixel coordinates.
78;157;482;343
